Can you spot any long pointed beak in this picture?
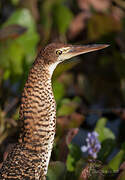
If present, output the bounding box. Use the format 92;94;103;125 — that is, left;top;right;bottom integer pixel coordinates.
68;44;109;57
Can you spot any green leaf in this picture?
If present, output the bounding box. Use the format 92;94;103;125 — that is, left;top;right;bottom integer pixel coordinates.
53;5;73;35
47;161;66;180
3;70;10;80
3;8;39;61
66;143;82;172
100;127;115;142
8;42;24;74
95;117;107;131
57;98;78;116
0;40;24;74
52;80;65;103
95;118;115;142
108;149;125;171
98;138;116;162
0;8;39;77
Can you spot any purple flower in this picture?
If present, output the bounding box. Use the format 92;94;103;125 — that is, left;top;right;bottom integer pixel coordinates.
81;131;101;159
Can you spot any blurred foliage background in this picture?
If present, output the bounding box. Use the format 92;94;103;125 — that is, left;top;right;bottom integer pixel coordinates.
0;0;125;180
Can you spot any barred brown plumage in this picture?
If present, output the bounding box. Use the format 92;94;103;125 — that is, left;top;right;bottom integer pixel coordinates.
0;43;109;179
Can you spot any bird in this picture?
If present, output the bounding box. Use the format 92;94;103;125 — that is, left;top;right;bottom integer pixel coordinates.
0;42;109;180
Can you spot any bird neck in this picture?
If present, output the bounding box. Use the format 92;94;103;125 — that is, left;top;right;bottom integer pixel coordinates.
18;60;56;151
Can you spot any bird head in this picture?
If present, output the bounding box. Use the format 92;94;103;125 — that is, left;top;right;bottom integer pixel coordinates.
39;43;109;75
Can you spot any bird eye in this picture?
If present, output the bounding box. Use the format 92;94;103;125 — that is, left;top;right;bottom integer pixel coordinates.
56;50;62;56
